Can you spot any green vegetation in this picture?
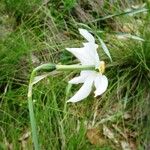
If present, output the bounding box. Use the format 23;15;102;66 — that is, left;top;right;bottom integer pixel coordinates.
0;0;150;149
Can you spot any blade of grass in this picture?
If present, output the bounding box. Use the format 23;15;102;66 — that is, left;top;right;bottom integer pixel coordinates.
97;36;112;62
91;7;148;22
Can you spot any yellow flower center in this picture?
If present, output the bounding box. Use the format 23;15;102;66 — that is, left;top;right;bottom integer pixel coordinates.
98;61;105;74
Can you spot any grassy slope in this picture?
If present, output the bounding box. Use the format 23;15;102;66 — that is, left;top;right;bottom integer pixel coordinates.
0;0;150;149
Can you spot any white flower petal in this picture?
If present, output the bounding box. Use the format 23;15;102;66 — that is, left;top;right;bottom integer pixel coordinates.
66;48;88;65
67;74;95;103
69;75;86;84
94;74;108;97
83;43;100;68
80;70;97;76
66;47;95;65
69;70;96;84
66;29;101;67
79;28;95;43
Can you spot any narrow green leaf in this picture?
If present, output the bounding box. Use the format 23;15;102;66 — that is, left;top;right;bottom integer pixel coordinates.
91;7;148;22
117;33;145;41
98;37;112;62
32;73;51;85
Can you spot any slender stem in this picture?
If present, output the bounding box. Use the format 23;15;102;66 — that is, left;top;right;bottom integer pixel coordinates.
56;64;95;71
27;63;56;149
28;70;39;150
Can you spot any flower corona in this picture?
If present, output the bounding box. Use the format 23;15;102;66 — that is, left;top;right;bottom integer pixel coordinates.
98;61;105;74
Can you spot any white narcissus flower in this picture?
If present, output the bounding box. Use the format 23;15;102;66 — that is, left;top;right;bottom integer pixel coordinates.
66;28;108;103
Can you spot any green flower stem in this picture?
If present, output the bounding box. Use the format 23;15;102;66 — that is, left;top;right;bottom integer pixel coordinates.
28;70;39;150
28;63;56;150
27;63;95;149
56;64;95;71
